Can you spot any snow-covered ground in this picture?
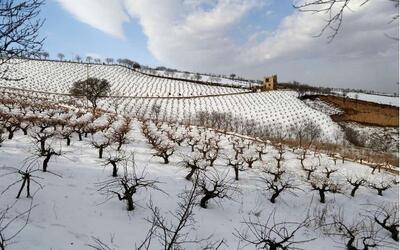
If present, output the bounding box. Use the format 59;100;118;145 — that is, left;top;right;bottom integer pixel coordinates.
0;60;246;97
0;59;343;142
0;119;398;250
143;69;258;88
344;92;398;107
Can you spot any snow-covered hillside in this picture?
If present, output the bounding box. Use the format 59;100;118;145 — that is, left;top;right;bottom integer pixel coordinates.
335;92;399;107
0;60;246;97
346;92;399;107
144;69;259;88
0;108;398;250
0;60;342;142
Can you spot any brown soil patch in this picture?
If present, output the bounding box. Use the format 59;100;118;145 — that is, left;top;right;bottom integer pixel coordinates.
317;95;398;127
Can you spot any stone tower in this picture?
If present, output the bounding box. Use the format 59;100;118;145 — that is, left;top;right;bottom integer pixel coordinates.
263;75;277;91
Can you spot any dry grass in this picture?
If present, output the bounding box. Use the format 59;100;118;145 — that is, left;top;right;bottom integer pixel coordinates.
318;95;398;127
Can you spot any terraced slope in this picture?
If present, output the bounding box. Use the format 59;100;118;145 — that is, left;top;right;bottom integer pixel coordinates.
0;59;342;141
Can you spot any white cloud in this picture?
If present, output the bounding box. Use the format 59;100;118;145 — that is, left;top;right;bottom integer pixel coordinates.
124;0;263;70
57;0;399;92
57;0;130;39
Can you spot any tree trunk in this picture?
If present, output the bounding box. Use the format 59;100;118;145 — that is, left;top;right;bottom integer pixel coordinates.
126;196;134;211
43;154;51;172
209;158;216;167
234;167;239;181
350;185;359;197
200;195;211;208
66;137;71;146
306;171;312;180
26;177;31;197
99;147;103;159
162;155;169;164
185;168;196;180
390;227;398;242
40;140;45;155
319;189;325;203
270;192;279;203
16;179;26;199
248;161;254;168
112;163;118;177
7;128;13;140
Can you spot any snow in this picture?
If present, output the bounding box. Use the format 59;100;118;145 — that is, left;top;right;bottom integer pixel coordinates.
142;69;258;88
0;59;343;142
0;60;246;97
0;118;398;249
344;92;398;107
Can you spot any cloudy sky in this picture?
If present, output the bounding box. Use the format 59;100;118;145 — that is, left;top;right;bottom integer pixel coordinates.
41;0;399;93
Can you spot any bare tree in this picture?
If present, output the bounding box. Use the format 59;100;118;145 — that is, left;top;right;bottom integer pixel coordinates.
103;151;126;177
153;140;175;164
293;0;399;42
138;177;224;250
198;170;239;209
227;158;245;181
57;53;64;61
91;137;111;159
97;155;161;211
369;180;392;196
41;51;49;59
86;56;92;63
255;143;268;161
186;134;200;152
346;176;367;197
59;128;74;146
0;200;36;250
1;163;43;198
0;0;45;80
232;139;245;160
309;176;341;203
87;237;115;250
241;150;258;169
302;162;318;181
3;115;19;140
109;117;131;151
326;210;389;250
30;130;55;156
35;144;61;172
322;165;338;179
274;144;285;169
366;203;399;242
292;120;321;150
234;210;314;249
180;152;207;181
105;58;114;64
259;174;299;204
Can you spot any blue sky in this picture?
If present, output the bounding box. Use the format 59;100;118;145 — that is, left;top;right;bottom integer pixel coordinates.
40;0;158;66
38;0;399;93
41;0;294;67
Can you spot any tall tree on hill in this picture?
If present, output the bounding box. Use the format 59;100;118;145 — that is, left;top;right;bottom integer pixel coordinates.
57;53;64;61
70;78;111;113
0;0;45;80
